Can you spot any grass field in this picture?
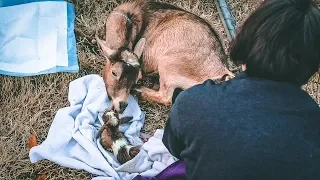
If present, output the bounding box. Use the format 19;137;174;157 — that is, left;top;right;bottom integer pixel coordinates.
0;0;319;179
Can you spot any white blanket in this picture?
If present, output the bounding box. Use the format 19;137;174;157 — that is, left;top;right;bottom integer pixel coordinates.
29;75;177;180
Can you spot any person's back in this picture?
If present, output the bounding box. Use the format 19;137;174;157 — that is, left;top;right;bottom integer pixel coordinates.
162;0;320;179
164;74;320;179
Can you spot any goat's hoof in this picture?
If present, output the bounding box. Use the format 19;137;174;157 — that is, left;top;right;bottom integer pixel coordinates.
132;83;143;89
134;90;142;99
134;87;144;92
107;148;113;153
140;137;149;142
129;147;140;158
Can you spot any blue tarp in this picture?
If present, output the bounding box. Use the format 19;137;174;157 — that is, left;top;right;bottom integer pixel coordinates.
0;0;78;76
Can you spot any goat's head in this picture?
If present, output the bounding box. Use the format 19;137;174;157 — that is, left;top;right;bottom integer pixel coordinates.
96;36;145;113
102;109;133;128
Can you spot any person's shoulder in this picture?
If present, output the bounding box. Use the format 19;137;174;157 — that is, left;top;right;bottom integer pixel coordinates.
188;79;218;93
174;79;219;106
188;72;247;93
174;74;247;108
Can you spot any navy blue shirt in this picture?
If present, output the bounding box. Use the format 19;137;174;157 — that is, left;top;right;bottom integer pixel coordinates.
163;72;320;180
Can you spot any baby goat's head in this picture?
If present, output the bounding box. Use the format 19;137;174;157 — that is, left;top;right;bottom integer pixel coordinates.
96;36;145;113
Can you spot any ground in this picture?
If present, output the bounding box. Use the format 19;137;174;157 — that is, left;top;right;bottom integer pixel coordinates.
0;0;319;179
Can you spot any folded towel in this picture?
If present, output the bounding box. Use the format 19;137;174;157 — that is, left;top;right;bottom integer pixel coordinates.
0;0;78;76
29;75;177;180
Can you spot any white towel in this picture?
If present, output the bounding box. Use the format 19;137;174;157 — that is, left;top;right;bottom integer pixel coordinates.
29;75;177;180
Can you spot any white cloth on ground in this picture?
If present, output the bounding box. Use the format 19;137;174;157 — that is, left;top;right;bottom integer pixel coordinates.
29;75;177;180
0;1;79;76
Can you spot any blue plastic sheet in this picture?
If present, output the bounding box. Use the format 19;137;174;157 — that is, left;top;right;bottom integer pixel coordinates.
0;0;78;76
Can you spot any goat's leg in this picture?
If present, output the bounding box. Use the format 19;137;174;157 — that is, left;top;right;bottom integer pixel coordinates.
134;74;160;91
135;77;175;105
135;87;173;105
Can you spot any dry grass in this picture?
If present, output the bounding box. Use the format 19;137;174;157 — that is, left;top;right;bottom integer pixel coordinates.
0;0;319;179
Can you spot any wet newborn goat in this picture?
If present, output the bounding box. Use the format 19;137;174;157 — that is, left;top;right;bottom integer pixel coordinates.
98;110;140;164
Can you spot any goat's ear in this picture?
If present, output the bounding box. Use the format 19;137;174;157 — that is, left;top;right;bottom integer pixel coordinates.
133;38;146;59
96;33;116;60
128;42;133;50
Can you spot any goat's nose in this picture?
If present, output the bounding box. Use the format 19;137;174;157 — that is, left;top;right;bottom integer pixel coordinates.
119;101;128;113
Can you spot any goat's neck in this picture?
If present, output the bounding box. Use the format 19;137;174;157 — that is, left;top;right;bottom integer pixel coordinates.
106;0;148;50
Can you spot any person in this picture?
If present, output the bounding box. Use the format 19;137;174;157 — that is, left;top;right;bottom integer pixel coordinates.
162;0;320;179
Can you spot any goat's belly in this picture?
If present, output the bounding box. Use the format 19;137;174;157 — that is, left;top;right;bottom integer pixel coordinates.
101;130;113;150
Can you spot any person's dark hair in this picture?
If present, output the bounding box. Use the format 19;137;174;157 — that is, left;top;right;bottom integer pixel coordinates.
230;0;320;85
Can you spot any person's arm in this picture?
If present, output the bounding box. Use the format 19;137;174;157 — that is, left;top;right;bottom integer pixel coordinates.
162;92;185;159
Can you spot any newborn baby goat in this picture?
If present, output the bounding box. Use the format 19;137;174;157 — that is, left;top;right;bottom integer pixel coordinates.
98;110;140;164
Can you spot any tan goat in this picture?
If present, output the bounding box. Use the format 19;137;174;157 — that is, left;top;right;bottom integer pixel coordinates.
96;0;234;113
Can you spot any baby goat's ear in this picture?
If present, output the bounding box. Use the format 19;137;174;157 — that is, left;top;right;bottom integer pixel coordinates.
119;116;133;124
133;38;146;59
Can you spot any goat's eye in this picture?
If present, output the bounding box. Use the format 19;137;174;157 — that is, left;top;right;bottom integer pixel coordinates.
112;71;117;77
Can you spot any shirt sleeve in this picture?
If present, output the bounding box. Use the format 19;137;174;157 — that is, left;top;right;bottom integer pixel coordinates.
162;92;185;159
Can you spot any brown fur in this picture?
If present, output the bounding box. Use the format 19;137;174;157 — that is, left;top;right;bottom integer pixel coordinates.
96;0;234;111
98;110;140;164
117;146;140;164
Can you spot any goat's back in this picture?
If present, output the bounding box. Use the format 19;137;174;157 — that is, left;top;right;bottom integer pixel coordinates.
141;3;230;85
